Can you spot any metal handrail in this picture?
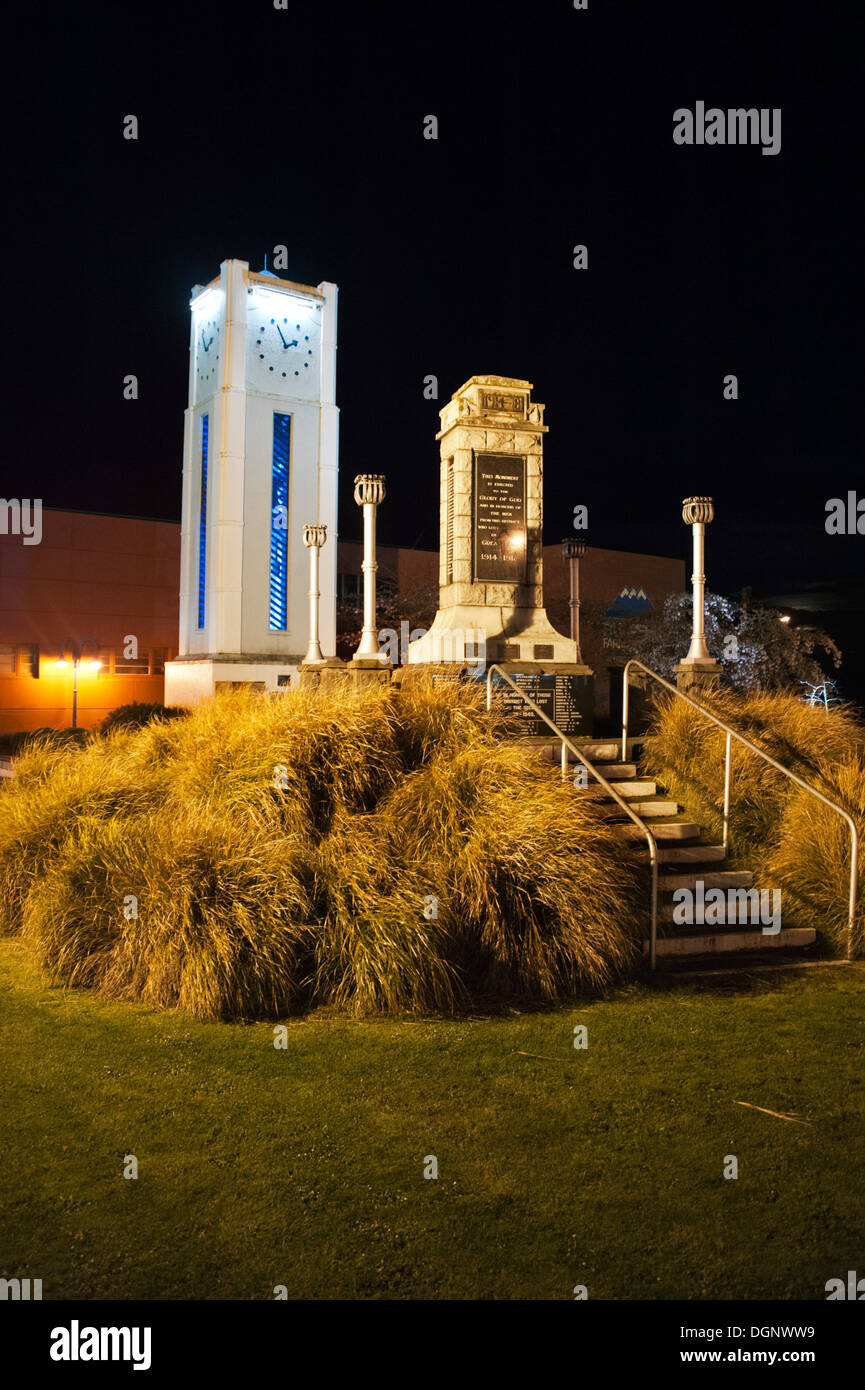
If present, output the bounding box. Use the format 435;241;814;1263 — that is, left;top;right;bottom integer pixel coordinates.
485;664;660;968
622;659;861;959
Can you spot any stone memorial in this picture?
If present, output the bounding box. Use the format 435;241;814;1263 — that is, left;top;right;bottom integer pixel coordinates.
406;375;594;735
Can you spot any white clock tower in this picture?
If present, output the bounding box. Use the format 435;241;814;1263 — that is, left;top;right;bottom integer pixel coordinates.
164;258;338;705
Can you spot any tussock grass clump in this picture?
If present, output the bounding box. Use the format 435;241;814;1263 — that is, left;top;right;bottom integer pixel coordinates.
0;731;162;936
311;812;461;1014
454;779;641;994
643;687;865;856
23;805;314;1020
2;680;643;1017
643;686;865;952
763;754;865;957
374;740;644;995
389;672;509;764
133;685;406;836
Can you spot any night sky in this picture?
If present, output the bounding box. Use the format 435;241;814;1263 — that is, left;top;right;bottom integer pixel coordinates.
7;0;862;602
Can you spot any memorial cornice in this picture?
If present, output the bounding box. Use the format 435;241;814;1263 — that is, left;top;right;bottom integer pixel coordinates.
436;417;548;439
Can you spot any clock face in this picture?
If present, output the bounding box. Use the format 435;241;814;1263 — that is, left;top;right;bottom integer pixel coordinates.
194;312;221;394
247;294;321;397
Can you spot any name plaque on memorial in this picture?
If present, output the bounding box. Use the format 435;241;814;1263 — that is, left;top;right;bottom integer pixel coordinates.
473;453;527;583
491;669;591;737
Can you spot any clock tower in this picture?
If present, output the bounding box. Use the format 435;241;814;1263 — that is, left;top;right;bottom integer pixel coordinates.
164;258;338;705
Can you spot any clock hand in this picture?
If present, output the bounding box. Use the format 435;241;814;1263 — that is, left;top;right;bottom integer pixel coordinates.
275;324;288;347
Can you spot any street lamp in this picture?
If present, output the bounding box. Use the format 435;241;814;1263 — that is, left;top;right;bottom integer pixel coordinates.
56;638;101;729
562;535;587;664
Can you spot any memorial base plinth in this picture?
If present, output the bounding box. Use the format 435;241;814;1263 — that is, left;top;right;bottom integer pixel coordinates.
299;658;392;692
674;661;724;695
297;659;348;691
391;662;484;691
347;658;393;690
406;612;578;667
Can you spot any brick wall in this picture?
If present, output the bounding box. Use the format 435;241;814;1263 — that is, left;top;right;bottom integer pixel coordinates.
0;509;180;732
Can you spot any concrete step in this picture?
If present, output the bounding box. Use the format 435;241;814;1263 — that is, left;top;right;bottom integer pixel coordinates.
659;894;774;925
645;927;816;957
659;869;754;892
582;780;658;799
655;843;726;865
556;753;639;779
615;821;702;842
540;742;643;767
609;799;679;818
579;739;643;760
566;738;643;761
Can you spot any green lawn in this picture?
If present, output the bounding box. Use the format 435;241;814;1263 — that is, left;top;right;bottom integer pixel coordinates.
1;940;863;1300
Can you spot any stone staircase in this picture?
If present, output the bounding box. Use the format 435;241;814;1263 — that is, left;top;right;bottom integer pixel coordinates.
550;737;817;963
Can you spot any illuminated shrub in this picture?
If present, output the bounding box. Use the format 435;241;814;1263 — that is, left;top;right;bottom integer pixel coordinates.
1;682;644;1017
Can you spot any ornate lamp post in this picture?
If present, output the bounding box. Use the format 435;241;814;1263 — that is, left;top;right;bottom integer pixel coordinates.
302;524;327;665
682;496;713;663
676;496;722;689
353;474;387;661
561;535;587;664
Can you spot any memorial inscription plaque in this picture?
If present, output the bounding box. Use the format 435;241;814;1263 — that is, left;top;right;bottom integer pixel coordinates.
473;453;527;583
492;669;592;737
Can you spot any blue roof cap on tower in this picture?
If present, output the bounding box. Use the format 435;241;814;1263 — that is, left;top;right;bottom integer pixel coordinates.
258;253;279;278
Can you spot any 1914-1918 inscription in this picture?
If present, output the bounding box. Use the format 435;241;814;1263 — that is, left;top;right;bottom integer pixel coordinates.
481;391;525;414
473;453;527;582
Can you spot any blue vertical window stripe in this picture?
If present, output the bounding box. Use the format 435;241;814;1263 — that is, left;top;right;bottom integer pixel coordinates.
269;413;291;630
197;415;209;630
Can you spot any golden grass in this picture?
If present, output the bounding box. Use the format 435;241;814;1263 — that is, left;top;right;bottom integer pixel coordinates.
763;754;865;956
22;805;314;1020
0;731;162;936
1;680;644;1017
374;742;642;995
643;687;865;954
643;688;864;851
